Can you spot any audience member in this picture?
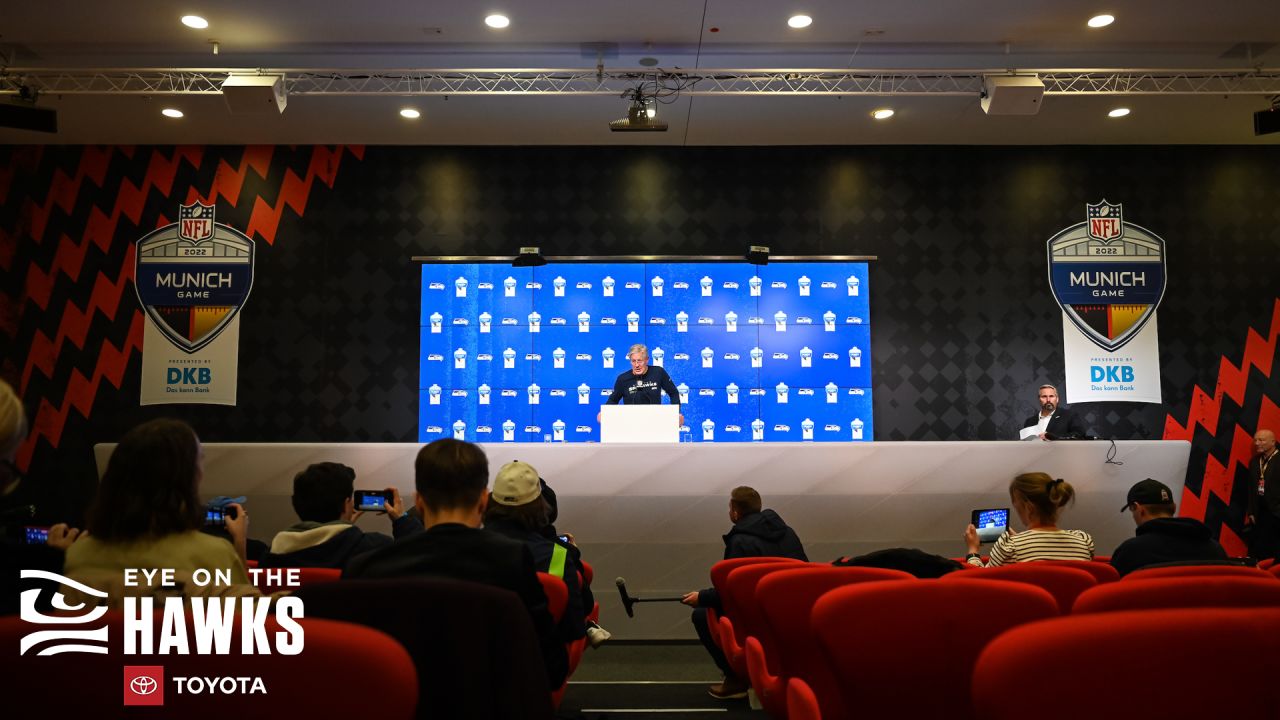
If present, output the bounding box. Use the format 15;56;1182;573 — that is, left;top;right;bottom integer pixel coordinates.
963;472;1093;566
1246;428;1279;561
483;460;596;646
0;379;86;614
343;438;568;689
1111;478;1227;576
681;486;808;700
62;418;259;606
260;462;421;568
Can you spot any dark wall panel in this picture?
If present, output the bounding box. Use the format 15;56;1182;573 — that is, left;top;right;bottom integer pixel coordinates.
2;145;1277;549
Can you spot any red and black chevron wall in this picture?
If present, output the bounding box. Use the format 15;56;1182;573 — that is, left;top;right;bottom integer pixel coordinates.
2;144;1278;538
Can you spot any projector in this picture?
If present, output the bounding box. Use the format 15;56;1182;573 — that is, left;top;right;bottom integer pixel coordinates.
221;75;288;114
980;75;1045;115
1256;106;1280;136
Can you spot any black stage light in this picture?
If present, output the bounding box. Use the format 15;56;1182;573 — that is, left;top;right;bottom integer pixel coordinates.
0;98;57;134
1255;105;1280;136
745;245;770;266
512;246;547;267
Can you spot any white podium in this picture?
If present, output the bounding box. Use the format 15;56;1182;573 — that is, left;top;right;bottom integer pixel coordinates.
600;404;680;443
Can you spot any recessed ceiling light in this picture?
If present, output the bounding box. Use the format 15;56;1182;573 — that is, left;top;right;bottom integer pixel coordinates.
788;15;813;29
871;108;895;120
1087;14;1115;28
181;15;209;29
1108;107;1130;118
400;108;421;119
484;14;510;29
161;108;184;118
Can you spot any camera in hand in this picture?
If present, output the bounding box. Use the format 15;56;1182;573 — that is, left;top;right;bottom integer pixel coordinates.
971;507;1010;544
354;490;394;513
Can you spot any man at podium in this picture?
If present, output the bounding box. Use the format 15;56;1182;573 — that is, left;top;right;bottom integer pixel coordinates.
602;343;683;425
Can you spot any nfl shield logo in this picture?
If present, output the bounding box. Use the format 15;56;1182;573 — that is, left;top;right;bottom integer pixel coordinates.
1086;200;1123;241
178;202;216;243
1047;200;1166;352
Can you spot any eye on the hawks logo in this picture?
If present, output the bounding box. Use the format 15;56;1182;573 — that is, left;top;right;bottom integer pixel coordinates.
1046;200;1166;352
134;202;256;353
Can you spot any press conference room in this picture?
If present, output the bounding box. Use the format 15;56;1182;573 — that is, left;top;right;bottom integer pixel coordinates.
4;2;1280;718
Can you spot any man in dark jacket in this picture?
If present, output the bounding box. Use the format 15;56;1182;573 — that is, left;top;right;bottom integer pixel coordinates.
260;462;421;568
1112;478;1227;576
343;439;568;689
681;486;807;700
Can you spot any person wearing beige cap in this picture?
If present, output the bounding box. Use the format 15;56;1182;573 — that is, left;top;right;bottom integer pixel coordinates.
484;460;610;648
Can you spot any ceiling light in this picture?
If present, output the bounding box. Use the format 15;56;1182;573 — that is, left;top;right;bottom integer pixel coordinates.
788;15;813;29
484;14;510;29
161;108;184;118
871;108;895;120
400;108;421;119
181;15;209;29
1108;107;1130;118
1087;14;1115;28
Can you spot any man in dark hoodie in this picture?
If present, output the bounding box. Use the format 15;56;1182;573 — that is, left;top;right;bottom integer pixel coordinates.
1111;478;1227;576
681;486;807;700
260;462;422;568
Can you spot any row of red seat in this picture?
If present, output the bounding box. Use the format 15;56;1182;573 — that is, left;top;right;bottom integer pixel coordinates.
246;560;599;710
705;557;1280;719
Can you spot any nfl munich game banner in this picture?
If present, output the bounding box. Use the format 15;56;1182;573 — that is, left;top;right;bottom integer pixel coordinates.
136;202;256;406
1047;200;1165;404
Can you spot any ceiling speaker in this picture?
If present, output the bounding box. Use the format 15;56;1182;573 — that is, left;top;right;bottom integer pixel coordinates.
0;101;57;133
221;75;287;114
981;75;1045;115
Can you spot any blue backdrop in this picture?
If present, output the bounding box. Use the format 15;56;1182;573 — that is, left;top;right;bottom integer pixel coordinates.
419;261;872;442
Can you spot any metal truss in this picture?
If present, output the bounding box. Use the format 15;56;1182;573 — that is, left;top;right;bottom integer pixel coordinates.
2;68;1278;97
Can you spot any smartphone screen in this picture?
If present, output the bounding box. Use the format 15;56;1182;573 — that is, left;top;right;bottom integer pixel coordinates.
24;526;49;545
354;490;392;512
971;508;1010;544
204;508;225;526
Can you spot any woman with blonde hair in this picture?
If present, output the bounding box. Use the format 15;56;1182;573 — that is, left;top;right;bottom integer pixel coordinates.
963;472;1094;567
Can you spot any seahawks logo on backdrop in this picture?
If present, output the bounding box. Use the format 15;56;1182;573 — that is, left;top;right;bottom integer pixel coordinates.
1046;200;1166;352
135;202;255;353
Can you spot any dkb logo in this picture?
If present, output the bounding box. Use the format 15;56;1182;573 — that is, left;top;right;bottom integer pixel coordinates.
167;367;211;385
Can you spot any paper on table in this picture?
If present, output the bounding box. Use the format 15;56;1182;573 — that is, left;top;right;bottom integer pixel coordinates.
1018;425;1040;441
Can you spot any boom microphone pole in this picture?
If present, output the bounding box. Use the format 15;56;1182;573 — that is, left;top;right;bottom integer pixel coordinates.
615;577;686;618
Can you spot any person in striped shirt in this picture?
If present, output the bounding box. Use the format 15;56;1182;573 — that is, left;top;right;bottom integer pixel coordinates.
963;472;1094;567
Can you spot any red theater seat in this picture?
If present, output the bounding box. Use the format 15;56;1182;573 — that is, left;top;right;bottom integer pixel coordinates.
974;608;1280;720
749;566;914;719
1034;558;1120;583
1122;563;1274;582
786;677;823;720
536;572;568;623
252;566;342;593
716;561;808;679
1072;576;1280;614
812;578;1058;720
3;613;416;718
942;563;1097;613
706;556;802;652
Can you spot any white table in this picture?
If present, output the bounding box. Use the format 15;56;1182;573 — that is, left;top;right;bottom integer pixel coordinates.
95;440;1190;638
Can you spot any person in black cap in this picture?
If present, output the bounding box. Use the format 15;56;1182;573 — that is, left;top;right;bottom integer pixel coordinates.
1110;478;1227;576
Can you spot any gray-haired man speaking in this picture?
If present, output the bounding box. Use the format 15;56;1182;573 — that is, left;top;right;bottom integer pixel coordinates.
600;343;682;425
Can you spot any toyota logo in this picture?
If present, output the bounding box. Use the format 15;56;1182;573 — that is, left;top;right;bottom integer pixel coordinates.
130;676;158;695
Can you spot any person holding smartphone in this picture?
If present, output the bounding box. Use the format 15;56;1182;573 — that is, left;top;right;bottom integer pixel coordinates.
0;379;88;615
261;462;422;569
62;418;260;607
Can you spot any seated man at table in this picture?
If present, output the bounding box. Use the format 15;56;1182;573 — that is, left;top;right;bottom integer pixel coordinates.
344;439;567;688
1112;478;1227;576
261;462;421;569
